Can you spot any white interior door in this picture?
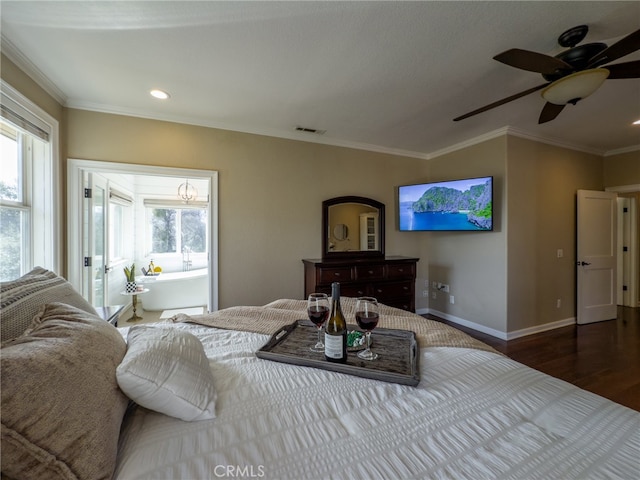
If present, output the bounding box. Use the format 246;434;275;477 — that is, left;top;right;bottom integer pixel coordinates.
577;189;617;324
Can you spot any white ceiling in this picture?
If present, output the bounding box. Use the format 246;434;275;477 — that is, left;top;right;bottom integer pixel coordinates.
2;1;639;158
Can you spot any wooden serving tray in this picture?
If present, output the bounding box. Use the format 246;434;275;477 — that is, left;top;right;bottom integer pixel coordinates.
256;320;420;386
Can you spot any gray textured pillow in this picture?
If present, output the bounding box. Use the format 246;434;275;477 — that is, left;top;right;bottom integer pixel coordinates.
0;267;98;342
0;303;128;480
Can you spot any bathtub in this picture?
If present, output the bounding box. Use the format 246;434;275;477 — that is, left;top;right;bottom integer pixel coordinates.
137;268;208;311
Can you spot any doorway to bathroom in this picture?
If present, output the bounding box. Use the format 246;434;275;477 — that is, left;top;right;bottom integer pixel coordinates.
67;159;218;313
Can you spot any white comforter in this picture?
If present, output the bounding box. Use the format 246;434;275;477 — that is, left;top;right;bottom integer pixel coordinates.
114;323;639;479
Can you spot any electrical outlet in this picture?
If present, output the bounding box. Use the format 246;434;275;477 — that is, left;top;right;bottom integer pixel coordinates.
557;249;564;258
556;298;561;308
432;281;437;289
449;295;455;304
422;290;428;297
442;284;450;293
432;292;437;299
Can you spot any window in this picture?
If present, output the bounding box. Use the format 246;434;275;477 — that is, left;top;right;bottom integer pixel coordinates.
109;203;125;261
108;188;133;264
0;124;28;280
0;81;58;281
147;206;207;254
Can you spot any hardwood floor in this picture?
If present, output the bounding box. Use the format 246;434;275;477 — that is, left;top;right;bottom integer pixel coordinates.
427;306;640;411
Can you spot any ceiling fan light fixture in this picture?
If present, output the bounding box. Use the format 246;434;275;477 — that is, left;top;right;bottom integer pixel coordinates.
541;68;609;105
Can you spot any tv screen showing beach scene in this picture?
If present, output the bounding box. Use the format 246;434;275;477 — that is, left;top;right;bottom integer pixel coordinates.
398;176;493;231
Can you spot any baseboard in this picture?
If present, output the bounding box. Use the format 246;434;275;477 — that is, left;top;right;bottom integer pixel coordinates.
424;309;508;340
505;317;576;340
419;308;576;341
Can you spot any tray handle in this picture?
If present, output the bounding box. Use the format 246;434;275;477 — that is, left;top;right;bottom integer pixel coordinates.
260;321;299;351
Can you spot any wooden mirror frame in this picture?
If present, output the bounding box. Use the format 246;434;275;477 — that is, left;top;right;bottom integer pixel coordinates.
322;196;385;259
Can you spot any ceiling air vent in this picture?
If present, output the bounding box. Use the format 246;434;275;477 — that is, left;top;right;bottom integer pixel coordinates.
295;126;326;135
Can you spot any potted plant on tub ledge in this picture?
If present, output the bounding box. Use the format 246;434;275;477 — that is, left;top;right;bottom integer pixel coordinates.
124;263;137;293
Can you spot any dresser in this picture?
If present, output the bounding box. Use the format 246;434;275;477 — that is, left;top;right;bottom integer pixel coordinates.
302;256;419;312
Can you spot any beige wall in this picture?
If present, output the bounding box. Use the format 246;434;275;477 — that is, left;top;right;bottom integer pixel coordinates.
603;150;640;188
5;56;634;335
65;109;426;308
1;54;64;123
417;137;508;333
506;136;603;332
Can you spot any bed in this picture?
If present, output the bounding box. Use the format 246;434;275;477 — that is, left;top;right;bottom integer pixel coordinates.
2;269;639;480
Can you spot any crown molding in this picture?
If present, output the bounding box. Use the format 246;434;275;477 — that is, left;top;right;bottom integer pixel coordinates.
426;125;614;160
426;127;511;159
4;32;627;161
66;99;432;160
505;127;606;156
604;144;640;157
1;34;67;105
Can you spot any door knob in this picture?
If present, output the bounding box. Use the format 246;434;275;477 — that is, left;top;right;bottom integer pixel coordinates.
577;261;591;266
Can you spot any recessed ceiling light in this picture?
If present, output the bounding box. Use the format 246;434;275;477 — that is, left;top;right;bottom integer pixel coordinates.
150;89;170;100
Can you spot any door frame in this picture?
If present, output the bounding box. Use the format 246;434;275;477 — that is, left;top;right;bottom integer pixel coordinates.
607;184;640;307
67;159;219;312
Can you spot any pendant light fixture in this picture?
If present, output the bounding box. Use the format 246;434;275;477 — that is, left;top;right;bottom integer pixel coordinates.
178;179;198;204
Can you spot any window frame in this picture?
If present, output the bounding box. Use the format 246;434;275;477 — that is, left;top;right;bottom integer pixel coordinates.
0;80;60;278
145;202;209;256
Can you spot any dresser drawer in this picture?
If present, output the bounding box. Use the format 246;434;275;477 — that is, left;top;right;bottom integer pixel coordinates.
372;281;413;298
355;264;385;281
318;266;353;283
387;263;415;279
340;283;369;298
303;257;418;313
383;298;414;312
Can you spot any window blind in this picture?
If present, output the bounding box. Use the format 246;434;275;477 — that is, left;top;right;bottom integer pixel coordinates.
0;104;49;142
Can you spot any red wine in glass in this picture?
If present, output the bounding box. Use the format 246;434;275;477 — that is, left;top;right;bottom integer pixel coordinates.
355;311;379;331
355;297;379;360
308;305;330;326
307;293;330;352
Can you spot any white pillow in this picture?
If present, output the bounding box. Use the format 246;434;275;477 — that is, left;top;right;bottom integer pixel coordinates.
116;325;217;421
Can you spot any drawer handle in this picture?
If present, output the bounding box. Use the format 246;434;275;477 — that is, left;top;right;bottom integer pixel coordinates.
334;272;341;277
368;270;374;275
403;286;409;291
357;290;364;296
398;268;404;272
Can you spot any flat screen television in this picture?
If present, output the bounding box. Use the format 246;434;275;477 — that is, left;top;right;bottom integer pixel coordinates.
398;176;493;231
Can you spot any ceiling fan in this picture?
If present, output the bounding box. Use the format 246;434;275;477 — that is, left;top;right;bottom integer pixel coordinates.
454;25;640;124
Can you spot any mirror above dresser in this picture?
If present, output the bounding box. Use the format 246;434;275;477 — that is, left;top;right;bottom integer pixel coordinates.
305;196;418;312
322;196;385;259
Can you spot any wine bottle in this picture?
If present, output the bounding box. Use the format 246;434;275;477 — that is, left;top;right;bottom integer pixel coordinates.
324;282;347;363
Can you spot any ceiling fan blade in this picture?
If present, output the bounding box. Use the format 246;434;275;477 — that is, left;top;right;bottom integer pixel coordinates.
494;49;572;75
538;102;565;124
454;83;550;122
588;29;640;67
605;60;640;79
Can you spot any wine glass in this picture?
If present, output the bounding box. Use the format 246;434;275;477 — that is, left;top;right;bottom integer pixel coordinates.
355;297;379;360
307;293;330;352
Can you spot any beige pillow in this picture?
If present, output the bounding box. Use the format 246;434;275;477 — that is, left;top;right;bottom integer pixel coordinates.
117;325;217;421
1;303;128;480
0;267;98;342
